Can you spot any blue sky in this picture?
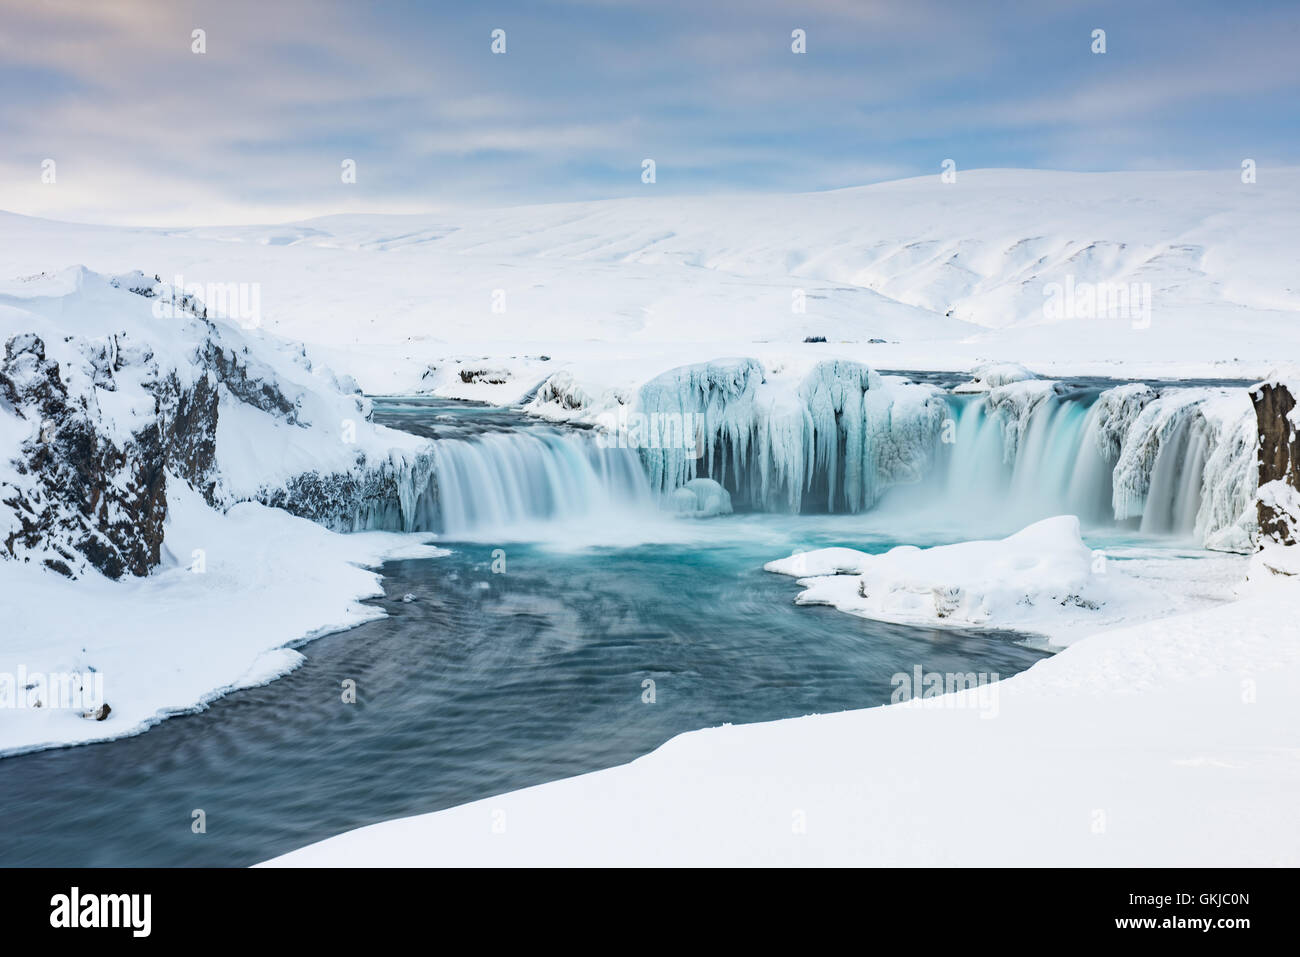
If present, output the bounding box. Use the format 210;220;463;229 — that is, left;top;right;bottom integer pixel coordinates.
1;0;1297;224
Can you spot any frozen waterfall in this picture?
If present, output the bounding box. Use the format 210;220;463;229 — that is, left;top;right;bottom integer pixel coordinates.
368;367;1258;550
627;360;1258;549
636;359;948;513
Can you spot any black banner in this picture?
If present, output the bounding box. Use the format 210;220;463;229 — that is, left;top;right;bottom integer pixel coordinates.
0;867;1279;943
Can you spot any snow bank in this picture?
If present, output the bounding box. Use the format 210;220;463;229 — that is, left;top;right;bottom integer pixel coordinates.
765;516;1123;641
0;481;445;755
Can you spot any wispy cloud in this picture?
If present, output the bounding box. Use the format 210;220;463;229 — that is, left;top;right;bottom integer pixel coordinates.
0;0;1295;224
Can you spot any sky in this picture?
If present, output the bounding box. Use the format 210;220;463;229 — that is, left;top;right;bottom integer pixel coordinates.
1;0;1297;225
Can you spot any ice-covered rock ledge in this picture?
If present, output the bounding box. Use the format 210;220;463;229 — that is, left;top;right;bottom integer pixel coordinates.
0;267;438;578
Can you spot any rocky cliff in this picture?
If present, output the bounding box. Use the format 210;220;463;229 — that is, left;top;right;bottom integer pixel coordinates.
0;267;432;579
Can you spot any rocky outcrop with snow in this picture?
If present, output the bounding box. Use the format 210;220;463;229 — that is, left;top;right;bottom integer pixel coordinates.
0;267;430;578
951;361;1037;394
1252;378;1300;574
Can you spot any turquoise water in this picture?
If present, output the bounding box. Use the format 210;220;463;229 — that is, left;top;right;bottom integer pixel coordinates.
0;399;1063;866
0;531;1048;866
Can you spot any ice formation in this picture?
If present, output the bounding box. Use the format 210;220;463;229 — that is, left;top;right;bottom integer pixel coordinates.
635;358;946;513
669;478;733;518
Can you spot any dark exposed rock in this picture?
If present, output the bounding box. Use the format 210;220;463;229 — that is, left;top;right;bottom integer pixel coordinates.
252;452;437;533
1;334;220;579
196;339;302;424
3;273;430;581
1252;381;1300;546
459;368;509;385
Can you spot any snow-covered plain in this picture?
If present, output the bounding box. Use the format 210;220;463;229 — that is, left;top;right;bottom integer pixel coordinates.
2;168;1298;398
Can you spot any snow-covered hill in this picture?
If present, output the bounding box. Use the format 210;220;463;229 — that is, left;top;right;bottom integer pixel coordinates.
0;266;434;578
2;168;1297;391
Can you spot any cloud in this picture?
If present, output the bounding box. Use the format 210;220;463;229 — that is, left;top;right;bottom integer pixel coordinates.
0;0;1295;224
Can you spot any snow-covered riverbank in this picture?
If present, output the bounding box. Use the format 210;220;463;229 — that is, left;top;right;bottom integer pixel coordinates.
264;557;1300;867
0;483;444;755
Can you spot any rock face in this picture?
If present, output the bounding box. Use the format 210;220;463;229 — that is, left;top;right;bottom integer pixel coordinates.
1252;381;1300;546
0;268;434;580
1;334;218;578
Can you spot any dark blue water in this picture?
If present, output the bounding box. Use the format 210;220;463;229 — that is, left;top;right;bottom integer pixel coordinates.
0;402;1050;867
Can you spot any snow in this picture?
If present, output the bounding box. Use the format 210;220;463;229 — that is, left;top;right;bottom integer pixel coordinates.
951;361;1037;393
765;516;1133;644
0;481;445;756
262;566;1300;867
2;168;1298;394
3;168;1297;863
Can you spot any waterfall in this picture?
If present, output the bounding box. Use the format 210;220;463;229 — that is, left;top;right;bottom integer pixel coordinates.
920;384;1256;546
625;360;1256;548
636;358;947;514
930;391;1115;531
368;369;1258;550
407;428;653;536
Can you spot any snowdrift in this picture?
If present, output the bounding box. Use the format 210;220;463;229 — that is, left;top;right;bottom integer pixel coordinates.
765;516;1122;640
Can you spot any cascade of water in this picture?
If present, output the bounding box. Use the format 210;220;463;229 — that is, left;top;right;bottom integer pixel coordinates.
410;428;653;536
885;386;1248;545
1139;414;1212;535
1063;402;1115;524
373;376;1256;549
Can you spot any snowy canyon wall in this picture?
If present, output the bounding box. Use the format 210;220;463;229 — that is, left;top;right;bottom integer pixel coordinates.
0;268;431;578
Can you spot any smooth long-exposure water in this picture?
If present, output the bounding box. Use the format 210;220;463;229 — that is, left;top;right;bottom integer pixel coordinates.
0;398;1051;866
